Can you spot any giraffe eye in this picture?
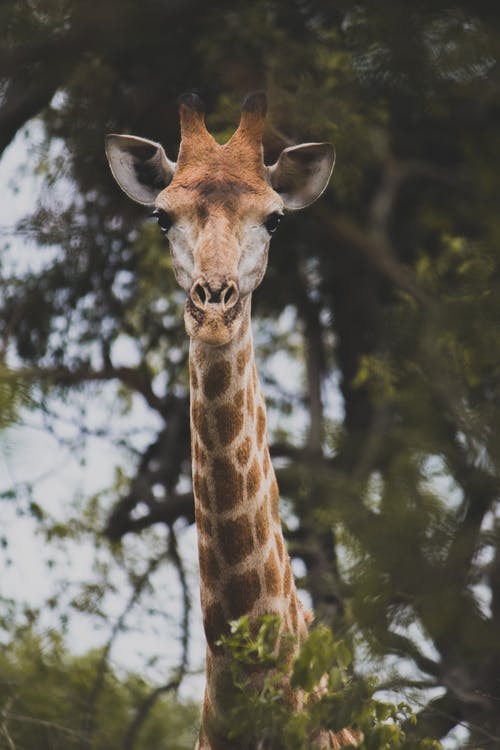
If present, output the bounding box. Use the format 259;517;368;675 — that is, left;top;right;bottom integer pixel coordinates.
264;212;281;235
152;208;172;233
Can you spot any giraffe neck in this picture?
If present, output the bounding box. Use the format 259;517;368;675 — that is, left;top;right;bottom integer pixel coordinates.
189;299;307;645
190;300;309;749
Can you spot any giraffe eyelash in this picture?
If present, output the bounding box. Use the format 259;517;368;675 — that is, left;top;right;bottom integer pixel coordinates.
264;212;282;234
152;208;173;233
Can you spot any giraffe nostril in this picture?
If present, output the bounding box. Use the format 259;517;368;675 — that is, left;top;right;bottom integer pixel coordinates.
190;279;239;311
191;282;208;309
223;286;234;305
222;281;239;310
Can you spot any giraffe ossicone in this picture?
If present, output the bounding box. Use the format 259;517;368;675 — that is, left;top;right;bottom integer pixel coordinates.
106;93;358;750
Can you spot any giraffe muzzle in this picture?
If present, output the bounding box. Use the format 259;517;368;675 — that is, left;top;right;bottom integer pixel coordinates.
185;277;244;345
190;278;240;312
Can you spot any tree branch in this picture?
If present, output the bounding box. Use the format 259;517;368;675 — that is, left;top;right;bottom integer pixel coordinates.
382;631;441;678
105;492;194;542
404;691;464;742
0;0;207;157
28;364;167;413
315;206;432;307
122;526;191;750
80;553;166;750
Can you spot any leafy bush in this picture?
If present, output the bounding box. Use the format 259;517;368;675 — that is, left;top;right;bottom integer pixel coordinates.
218;617;441;750
0;630;199;750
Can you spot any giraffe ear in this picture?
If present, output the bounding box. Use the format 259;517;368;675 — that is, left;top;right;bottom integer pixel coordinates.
105;134;176;206
268;143;335;210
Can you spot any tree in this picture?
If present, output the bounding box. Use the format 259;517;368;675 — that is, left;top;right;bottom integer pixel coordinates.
1;1;500;746
0;629;199;749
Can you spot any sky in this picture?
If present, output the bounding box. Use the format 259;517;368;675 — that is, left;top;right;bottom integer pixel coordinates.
0;119;323;703
0;112;463;743
0;122;208;700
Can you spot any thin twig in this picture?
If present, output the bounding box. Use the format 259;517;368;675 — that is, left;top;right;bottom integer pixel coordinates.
79;553;166;750
1;697;16;750
121;526;191;750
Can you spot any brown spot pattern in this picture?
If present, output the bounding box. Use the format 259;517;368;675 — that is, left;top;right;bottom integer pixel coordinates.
190;364;198;390
225;570;261;619
270;479;280;523
204;601;229;650
234;388;244;409
192;440;200;464
236;342;252;375
264;550;281;596
199;543;220;585
236;436;252;466
284;562;292;597
290;594;299;631
212;457;243;513
203;360;231;399
237;349;248;376
197;202;209;223
263;449;270;477
256;405;266;448
218;514;255;565
246;381;255;420
197;508;213;537
192;400;201;430
192;400;213;449
299;603;309;640
194;472;210;507
214;403;244;445
194;346;206;368
255;501;270;546
246;457;261;498
252;364;258;390
195;177;254;212
275;532;284;563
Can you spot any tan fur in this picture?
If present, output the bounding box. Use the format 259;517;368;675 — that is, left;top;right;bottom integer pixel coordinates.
176;99;358;750
107;94;356;750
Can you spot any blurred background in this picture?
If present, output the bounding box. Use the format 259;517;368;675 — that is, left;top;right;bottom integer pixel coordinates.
1;1;500;748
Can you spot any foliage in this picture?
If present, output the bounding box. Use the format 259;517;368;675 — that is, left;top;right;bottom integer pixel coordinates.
0;629;199;750
1;1;500;747
0;367;31;431
217;616;441;750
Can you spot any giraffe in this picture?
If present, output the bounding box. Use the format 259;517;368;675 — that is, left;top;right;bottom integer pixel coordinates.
106;92;358;750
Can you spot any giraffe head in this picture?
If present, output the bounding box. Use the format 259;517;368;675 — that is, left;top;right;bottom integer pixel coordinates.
106;93;334;345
